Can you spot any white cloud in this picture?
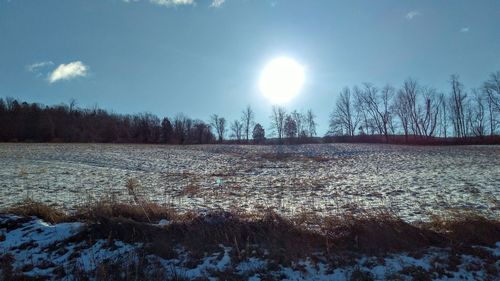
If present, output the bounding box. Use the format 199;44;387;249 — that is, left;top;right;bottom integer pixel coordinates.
460;27;470;33
210;0;225;8
405;10;420;20
26;61;54;73
48;61;89;83
150;0;195;6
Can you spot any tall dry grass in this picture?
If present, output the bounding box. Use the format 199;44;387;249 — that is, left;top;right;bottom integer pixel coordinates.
2;199;499;280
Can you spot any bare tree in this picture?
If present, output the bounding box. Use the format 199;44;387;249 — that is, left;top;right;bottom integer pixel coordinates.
380;84;396;137
284;115;297;139
449;75;467;138
393;78;443;139
291;110;305;137
354;86;372;135
241;105;254;142
357;83;383;134
270;106;286;141
483;71;500;111
355;83;394;141
230;120;244;142
400;78;423;136
210;114;226;142
305;109;317;137
438;93;449;138
419;87;440;137
68;98;77;113
393;89;411;142
483;71;500;135
484;88;498;136
329;87;359;136
467;89;486;137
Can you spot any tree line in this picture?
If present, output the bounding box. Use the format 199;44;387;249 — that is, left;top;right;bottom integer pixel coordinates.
0;71;498;144
0;98;317;144
0;97;216;144
328;72;500;141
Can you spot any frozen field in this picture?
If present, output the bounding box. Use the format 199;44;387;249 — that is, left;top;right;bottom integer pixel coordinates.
0;143;499;221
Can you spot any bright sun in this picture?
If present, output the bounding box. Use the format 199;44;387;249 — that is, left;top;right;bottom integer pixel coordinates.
259;57;305;104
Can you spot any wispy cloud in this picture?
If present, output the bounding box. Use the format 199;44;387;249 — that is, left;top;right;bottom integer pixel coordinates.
26;61;54;73
210;0;225;8
48;61;89;83
149;0;195;7
460;27;470;33
405;10;420;20
124;0;226;8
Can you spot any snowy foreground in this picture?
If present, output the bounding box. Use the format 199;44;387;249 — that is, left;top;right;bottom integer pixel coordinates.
1;215;499;280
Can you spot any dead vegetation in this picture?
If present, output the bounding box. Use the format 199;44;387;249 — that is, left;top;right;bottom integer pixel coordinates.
258;152;330;162
1;199;499;280
0;192;500;280
3;200;499;258
320;211;448;254
425;210;500;246
6;199;69;224
74;200;178;224
179;183;201;197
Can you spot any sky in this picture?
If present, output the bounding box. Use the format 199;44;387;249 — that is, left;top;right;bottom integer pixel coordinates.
1;0;499;135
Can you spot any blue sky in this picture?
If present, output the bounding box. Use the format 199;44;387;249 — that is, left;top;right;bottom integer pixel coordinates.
1;0;499;135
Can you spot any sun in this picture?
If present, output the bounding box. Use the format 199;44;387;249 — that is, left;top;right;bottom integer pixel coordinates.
259;57;305;104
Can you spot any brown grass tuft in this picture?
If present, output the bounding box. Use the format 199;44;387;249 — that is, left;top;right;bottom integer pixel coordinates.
258;152;329;162
6;199;68;224
426;210;500;246
322;212;447;254
75;201;177;223
179;184;201;197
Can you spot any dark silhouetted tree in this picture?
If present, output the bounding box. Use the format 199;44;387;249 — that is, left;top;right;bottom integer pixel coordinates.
252;123;265;144
161;117;173;143
187;120;215;144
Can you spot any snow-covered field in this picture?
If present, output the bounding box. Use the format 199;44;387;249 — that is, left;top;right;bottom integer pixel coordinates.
0;143;499;221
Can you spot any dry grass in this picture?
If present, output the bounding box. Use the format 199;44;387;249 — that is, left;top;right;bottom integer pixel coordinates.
6;199;68;224
2;200;499;264
74;200;178;223
1;200;499;280
179;183;201;197
425;210;500;246
321;211;447;254
258;152;329;162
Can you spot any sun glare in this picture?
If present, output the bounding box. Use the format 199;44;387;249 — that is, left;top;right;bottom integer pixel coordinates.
259;57;305;104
